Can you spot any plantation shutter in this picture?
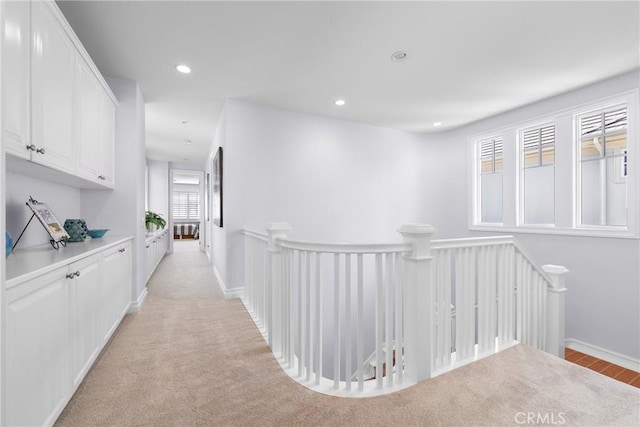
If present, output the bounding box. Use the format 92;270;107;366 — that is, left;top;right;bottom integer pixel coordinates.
173;192;200;220
480;137;503;173
523;124;555;168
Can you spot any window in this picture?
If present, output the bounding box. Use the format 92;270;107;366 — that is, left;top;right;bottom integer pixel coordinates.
173;191;200;221
470;90;636;238
521;124;555;225
478;137;503;223
577;104;628;227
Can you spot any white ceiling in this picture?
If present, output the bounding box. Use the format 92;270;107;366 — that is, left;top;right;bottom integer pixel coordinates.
57;1;640;166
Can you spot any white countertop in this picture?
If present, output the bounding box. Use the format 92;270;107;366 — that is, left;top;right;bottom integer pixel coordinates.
6;235;133;287
145;228;168;243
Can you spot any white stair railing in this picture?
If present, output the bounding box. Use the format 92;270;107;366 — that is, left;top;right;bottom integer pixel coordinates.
241;224;568;397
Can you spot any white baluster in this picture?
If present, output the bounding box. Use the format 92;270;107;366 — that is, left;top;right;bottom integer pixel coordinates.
284;249;291;367
442;250;452;367
315;252;322;385
345;253;352;391
357;254;364;391
506;245;515;344
478;246;488;353
306;251;312;380
398;224;437;383
334;253;341;390
385;253;394;387
436;251;446;369
394;252;404;384
298;250;304;377
375;253;383;388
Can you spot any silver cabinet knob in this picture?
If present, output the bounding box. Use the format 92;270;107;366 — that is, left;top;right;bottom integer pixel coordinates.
36;147;45;154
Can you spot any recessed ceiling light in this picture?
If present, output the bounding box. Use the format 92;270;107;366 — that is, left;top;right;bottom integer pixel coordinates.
335;99;346;107
176;64;191;74
391;51;408;62
184;139;192;144
181;120;191;125
433;122;442;127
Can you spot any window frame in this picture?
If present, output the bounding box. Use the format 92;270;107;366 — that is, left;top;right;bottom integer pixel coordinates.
518;121;556;228
575;101;630;231
473;133;506;225
468;89;638;239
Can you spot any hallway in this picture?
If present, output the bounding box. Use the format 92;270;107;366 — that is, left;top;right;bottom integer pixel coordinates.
55;241;639;426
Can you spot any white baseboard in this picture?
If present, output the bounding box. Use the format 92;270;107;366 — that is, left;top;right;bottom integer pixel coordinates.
213;264;244;299
127;288;148;313
565;338;640;371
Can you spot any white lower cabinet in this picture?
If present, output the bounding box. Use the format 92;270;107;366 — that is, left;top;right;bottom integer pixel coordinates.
5;240;132;427
102;243;132;341
69;253;102;388
145;229;168;282
5;267;70;427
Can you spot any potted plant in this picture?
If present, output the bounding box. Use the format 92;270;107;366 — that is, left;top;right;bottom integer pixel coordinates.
145;211;166;232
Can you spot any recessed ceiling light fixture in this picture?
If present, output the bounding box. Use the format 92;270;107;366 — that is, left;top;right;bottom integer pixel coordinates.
184;139;192;144
391;51;408;62
335;99;346;107
176;64;191;74
181;120;191;125
433;122;442;127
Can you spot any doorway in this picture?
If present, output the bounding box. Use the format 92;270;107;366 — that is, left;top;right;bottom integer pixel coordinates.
169;169;205;254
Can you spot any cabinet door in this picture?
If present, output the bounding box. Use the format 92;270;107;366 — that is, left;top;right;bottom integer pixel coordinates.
99;89;115;187
102;243;132;341
145;240;153;280
31;1;75;173
69;254;102;388
75;56;101;183
1;0;31;159
5;268;69;427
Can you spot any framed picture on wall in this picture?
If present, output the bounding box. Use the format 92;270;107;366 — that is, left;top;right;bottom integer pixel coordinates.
205;172;210;221
213;147;223;227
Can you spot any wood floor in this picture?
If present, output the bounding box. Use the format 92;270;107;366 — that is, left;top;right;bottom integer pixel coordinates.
565;347;640;388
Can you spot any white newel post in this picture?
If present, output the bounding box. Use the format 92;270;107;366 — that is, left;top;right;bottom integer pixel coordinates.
541;264;569;358
398;224;437;383
266;223;291;355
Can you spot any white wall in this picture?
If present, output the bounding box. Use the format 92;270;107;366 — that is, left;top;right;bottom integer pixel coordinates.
417;71;640;361
5;172;81;248
147;159;169;220
82;77;147;304
209;107;226;286
214;99;423;292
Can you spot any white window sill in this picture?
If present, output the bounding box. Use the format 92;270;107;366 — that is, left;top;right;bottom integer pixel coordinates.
469;224;638;239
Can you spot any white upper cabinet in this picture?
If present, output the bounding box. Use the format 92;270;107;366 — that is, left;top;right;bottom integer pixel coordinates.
2;0;117;189
76;55;102;181
76;56;115;188
30;0;76;174
1;0;31;159
98;86;115;187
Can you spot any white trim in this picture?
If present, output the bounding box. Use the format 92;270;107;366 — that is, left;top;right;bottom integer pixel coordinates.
565;338;640;372
470;224;638;239
213;264;243;299
128;287;148;313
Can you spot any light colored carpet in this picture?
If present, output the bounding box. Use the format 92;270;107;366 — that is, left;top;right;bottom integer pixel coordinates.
55;242;640;426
